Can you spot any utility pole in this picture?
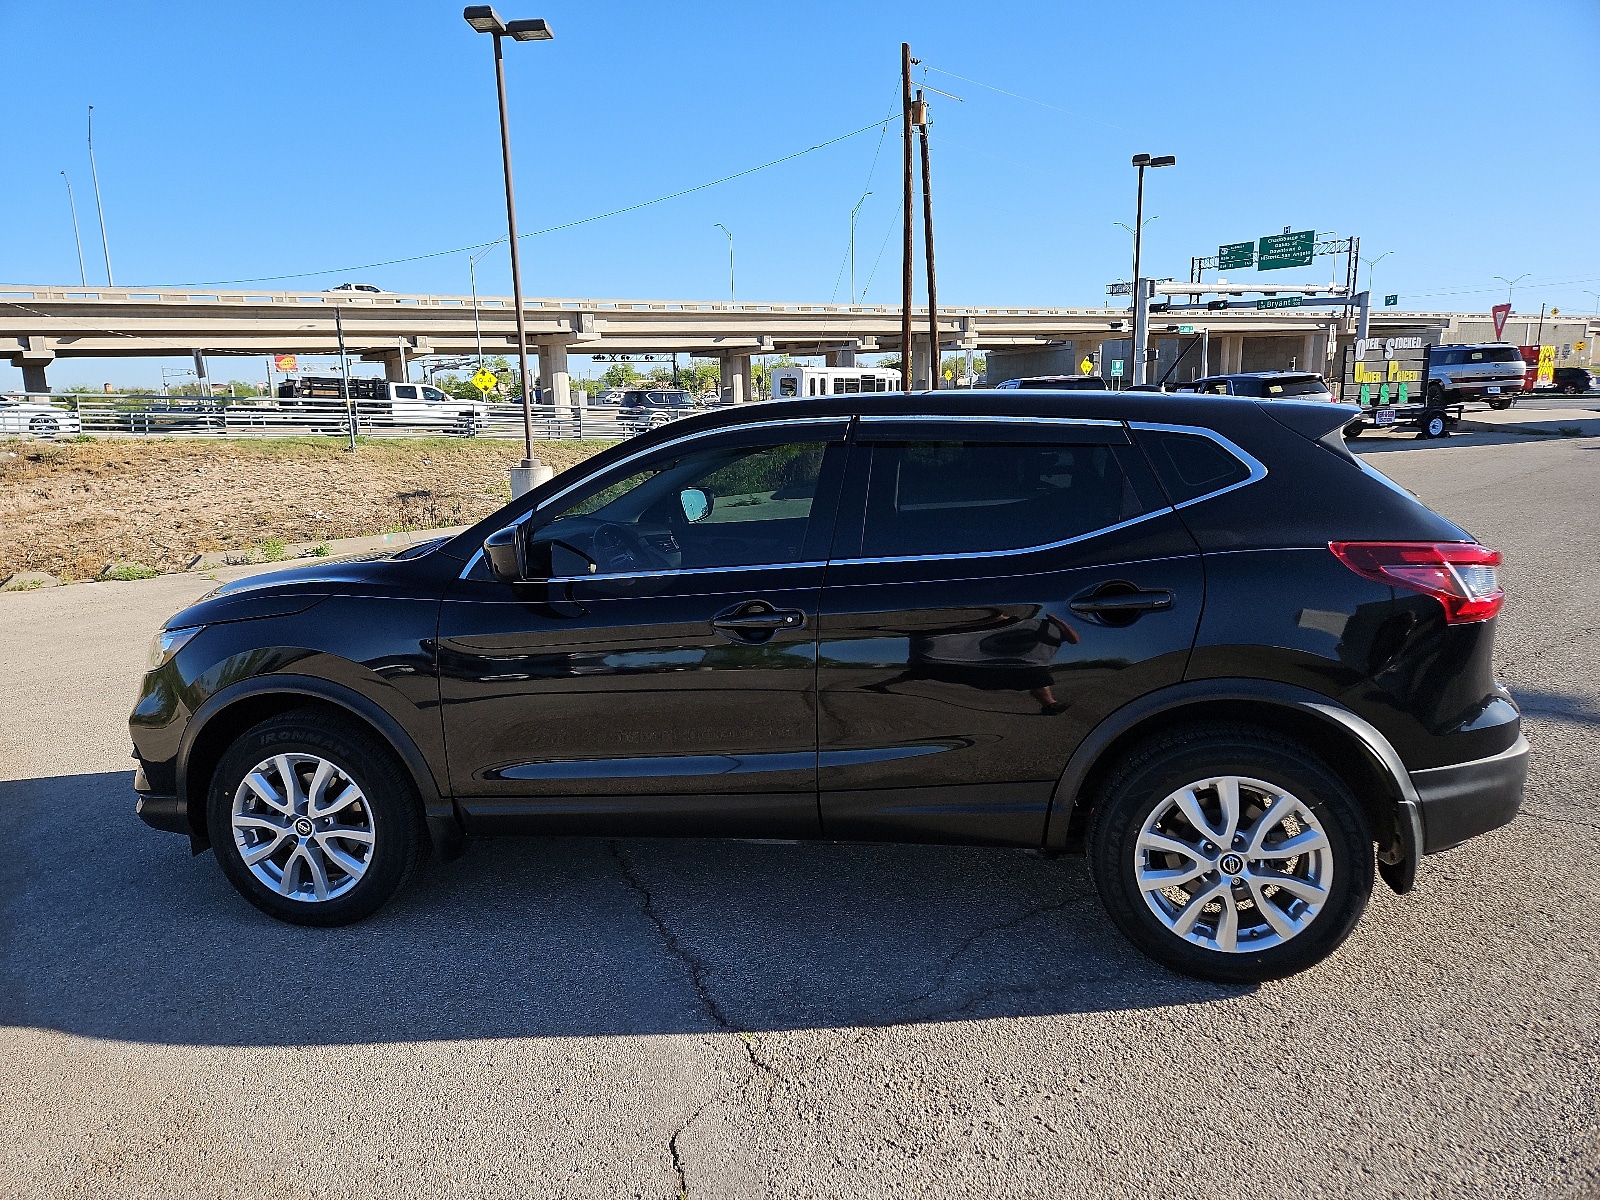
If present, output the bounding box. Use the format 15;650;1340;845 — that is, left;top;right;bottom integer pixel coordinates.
87;106;114;286
1535;302;1546;346
915;89;939;389
900;42;915;393
60;172;87;286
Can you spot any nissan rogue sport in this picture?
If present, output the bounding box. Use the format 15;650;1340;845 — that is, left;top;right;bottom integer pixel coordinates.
130;390;1528;984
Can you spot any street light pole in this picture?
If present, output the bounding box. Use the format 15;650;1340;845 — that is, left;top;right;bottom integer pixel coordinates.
86;106;114;287
465;6;553;493
335;306;356;452
469;245;495;380
60;172;87;286
1129;153;1174;387
1363;250;1392;296
1495;273;1530;308
849;192;871;304
714;223;734;303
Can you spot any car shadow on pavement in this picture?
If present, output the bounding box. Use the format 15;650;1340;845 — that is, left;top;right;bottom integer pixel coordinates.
1511;686;1600;728
0;771;1247;1047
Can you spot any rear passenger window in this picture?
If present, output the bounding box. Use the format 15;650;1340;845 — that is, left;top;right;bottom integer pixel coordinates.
858;441;1146;558
1139;431;1251;504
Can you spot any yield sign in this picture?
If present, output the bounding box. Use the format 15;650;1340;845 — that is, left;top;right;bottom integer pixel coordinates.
1492;303;1511;340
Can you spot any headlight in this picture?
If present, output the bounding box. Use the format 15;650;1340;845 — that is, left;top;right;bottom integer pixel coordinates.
148;626;202;671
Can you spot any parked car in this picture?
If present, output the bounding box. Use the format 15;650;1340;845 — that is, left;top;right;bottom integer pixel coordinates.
616;387;695;432
1182;372;1333;400
1428;344;1525;409
277;378;489;433
131;390;1528;984
1552;366;1594;396
994;374;1110;390
0;396;83;437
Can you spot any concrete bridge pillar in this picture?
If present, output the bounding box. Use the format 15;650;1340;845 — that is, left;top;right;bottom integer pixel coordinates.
193;351;210;396
721;354;751;404
911;336;935;390
21;362;50;394
539;343;571;406
379;351;408;383
826;348;856;367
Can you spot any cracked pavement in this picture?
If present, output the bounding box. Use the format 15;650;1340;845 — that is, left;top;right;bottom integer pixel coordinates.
1;433;1596;1198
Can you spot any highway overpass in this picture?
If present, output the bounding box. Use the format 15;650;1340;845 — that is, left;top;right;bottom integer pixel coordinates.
4;283;1592;400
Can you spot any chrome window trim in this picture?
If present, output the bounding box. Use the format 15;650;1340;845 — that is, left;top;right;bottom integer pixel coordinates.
828;507;1171;568
1126;421;1268;509
458;416;850;579
548;560;827;586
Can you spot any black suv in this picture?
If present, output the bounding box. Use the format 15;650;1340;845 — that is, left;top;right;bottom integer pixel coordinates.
1184;372;1332;399
131;391;1528;983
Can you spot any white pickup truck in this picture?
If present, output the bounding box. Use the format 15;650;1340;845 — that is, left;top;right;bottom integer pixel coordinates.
277;378;490;432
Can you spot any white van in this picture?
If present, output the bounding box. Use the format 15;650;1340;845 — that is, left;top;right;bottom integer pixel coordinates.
769;364;903;399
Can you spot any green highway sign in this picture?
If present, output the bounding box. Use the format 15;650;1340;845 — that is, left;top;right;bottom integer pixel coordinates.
1385;294;1399;306
1256;296;1303;310
1218;241;1254;270
1178;324;1195;334
1110;359;1125;377
1257;230;1315;271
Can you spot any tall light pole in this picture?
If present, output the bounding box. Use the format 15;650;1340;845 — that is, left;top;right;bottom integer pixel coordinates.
1495;273;1530;308
849;192;871;304
714;223;735;303
1129;152;1175;386
1584;290;1600;317
86;106;114;286
1362;250;1392;295
464;6;552;492
60;172;87;286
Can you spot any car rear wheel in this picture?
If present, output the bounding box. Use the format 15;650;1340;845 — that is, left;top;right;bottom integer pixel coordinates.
206;709;427;926
1487;397;1514;410
648;412;671;430
28;416;59;436
1087;724;1373;983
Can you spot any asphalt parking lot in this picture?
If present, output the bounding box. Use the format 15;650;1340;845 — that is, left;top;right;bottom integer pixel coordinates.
2;431;1597;1199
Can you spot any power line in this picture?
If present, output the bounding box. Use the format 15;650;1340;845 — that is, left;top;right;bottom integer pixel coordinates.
124;115;897;289
922;64;1137;134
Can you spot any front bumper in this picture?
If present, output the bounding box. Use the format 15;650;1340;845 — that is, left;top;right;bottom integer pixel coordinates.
1410;735;1530;853
134;761;191;836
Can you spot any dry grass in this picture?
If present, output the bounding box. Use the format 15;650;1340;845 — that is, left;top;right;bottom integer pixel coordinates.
0;436;606;580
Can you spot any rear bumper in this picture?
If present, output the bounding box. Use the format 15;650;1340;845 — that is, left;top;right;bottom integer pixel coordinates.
1410;735;1529;853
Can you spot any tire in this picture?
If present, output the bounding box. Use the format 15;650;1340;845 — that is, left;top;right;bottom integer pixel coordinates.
1426;382;1445;406
1487;397;1513;410
1417;408;1448;439
28;416;59;436
1342;421;1364;440
648;413;671;430
1086;724;1374;984
206;708;428;926
1563;384;1581;396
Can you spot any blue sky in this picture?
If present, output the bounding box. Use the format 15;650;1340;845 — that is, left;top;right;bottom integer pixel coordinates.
2;0;1597;388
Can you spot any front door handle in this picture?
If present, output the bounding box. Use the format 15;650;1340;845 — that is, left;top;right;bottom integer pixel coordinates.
1075;595;1177;620
711;600;807;642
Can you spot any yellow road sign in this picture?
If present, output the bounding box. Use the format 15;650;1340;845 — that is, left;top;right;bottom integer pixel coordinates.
1079;357;1093;374
471;368;499;392
1536;345;1556;386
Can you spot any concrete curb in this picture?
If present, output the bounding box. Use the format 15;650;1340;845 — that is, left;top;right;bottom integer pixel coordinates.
1455;417;1600;437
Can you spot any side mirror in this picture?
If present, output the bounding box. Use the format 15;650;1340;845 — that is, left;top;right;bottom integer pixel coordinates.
679;487;712;523
482;525;524;582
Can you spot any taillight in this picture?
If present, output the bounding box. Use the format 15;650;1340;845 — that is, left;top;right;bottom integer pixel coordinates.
1329;541;1504;624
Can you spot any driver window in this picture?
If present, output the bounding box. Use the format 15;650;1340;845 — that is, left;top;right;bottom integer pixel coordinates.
528;439;831;576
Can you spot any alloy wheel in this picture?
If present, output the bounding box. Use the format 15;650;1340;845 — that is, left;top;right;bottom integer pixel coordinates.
1134;775;1334;953
231;753;376;902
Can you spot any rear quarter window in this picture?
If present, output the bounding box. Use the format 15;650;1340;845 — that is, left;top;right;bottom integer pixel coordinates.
1138;430;1252;504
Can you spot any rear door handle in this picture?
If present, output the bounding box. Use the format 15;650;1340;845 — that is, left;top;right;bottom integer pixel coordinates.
1069;587;1174;617
711;600;807;641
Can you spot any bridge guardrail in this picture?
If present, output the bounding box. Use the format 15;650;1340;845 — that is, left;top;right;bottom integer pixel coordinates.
0;393;659;441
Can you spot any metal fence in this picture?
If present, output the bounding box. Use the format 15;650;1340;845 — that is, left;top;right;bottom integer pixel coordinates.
0;393;675;441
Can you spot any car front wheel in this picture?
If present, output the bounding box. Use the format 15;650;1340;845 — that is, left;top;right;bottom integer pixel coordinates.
206;709;427;926
1087;724;1373;983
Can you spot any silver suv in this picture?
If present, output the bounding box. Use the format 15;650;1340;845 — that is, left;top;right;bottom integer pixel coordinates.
1428;344;1524;409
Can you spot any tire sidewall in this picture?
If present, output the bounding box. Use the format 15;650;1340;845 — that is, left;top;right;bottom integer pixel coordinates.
1089;734;1374;984
206;714;420;926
